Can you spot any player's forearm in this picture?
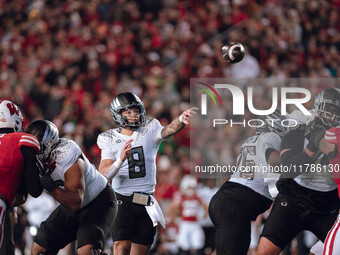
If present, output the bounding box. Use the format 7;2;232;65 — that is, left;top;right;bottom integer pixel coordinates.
98;158;115;176
104;158;123;181
99;165;111;176
51;188;84;211
319;138;336;155
161;117;186;139
21;147;43;197
280;149;314;178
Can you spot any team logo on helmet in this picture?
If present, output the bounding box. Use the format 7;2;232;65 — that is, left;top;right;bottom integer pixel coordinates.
0;100;24;132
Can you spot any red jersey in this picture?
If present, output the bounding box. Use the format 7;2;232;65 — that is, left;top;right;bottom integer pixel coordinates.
0;133;40;204
325;128;340;197
179;194;203;222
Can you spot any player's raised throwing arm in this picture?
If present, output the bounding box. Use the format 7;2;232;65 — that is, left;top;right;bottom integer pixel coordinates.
161;107;198;139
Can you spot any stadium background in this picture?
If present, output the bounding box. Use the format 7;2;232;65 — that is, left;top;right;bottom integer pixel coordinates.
1;0;340;254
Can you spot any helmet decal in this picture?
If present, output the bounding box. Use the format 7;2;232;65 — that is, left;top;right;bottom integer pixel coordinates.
0;100;24;132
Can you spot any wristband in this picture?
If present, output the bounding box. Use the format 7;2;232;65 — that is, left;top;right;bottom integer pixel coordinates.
114;158;123;168
179;114;183;123
105;158;123;181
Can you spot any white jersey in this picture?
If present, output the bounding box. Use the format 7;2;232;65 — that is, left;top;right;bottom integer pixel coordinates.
48;138;108;208
97;118;164;196
230;132;281;200
294;141;337;191
288;110;337;192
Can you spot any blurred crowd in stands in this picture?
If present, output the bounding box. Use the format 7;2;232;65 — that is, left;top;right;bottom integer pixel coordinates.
1;0;340;254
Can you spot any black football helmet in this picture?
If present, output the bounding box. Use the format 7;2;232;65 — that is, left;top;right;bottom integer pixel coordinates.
110;92;146;128
314;87;340;127
256;109;287;137
25;120;59;159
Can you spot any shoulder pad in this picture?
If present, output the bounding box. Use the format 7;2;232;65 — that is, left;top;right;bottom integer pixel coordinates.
98;129;120;143
19;134;40;153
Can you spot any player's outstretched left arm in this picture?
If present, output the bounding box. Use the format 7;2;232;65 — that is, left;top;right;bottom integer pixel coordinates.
161;107;198;139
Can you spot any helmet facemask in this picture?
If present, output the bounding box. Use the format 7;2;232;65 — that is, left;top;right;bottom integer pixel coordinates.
38;136;59;160
317;102;340;127
115;104;146;128
25;120;60;160
314;88;340;128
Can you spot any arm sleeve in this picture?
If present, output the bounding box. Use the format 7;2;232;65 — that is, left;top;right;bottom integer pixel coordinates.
20;146;43;198
280;130;315;178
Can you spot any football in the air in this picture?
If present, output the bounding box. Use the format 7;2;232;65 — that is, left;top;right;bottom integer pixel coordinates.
222;42;245;64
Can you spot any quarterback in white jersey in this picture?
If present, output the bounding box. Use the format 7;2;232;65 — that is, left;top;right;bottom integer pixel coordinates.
97;118;163;196
97;92;197;255
209;109;286;255
26;120;117;255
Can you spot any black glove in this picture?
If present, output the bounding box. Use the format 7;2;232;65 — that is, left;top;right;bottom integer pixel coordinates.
36;157;47;175
40;174;62;192
305;118;326;150
327;145;339;161
37;158;63;192
306;142;318;153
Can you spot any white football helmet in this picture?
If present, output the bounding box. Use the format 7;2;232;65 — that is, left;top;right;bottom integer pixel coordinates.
180;175;198;197
0;100;24;132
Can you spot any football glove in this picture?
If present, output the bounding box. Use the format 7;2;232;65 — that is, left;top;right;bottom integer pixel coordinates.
37;158;63;192
305;118;326;150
